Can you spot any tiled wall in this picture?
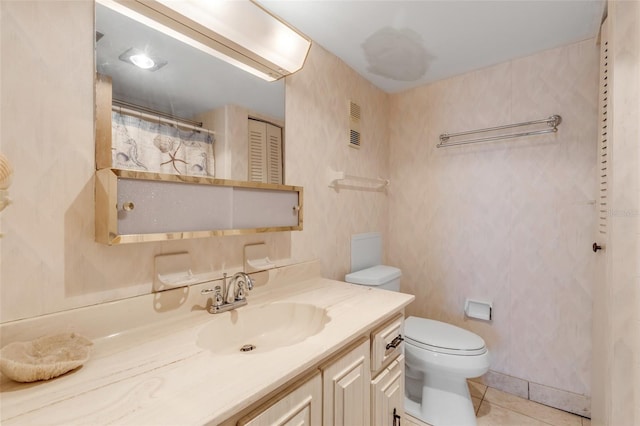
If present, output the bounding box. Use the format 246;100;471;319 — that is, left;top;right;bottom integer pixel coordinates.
284;44;390;280
388;39;599;400
0;4;389;322
0;1;291;322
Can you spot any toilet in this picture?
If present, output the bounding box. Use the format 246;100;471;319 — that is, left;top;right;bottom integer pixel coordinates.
345;233;490;426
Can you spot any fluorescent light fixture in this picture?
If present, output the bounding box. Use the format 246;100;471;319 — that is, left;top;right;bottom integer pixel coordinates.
97;0;311;81
118;47;167;71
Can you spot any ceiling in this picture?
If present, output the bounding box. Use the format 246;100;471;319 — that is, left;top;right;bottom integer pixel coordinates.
95;3;285;120
258;0;606;93
95;1;605;119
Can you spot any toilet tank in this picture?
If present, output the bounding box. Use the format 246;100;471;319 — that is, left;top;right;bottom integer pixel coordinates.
344;265;401;292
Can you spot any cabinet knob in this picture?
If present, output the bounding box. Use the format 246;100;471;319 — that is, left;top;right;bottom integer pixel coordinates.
592;242;602;252
122;201;135;211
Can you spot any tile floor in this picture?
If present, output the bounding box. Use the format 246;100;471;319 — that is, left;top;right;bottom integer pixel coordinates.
404;381;591;426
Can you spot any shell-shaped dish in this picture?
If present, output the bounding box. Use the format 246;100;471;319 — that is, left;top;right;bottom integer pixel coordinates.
0;333;93;382
0;152;12;190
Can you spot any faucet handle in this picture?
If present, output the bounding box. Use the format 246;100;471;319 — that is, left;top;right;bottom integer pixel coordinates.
245;274;254;290
234;274;254;301
236;282;247;301
201;285;224;308
213;286;223;307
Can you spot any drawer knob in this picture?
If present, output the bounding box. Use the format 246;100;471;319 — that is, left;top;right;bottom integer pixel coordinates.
386;335;404;351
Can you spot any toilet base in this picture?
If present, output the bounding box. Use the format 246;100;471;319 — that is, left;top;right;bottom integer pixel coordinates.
405;372;478;426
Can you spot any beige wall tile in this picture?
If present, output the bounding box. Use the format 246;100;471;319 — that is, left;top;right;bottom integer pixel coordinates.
285;44;390;281
0;4;388;323
388;39;599;398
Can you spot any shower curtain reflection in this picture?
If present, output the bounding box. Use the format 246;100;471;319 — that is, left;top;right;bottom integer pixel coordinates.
111;110;215;177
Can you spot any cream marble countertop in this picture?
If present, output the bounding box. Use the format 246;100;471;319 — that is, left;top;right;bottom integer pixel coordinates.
0;261;414;425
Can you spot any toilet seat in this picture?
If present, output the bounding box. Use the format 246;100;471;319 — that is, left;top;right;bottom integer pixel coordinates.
405;316;487;356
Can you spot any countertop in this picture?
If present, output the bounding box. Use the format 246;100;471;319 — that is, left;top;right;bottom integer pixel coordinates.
0;261;414;425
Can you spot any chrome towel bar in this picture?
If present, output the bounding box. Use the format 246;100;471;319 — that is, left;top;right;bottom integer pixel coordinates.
437;115;562;148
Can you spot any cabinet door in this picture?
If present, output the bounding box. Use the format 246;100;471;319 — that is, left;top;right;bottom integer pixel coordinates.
238;373;322;426
371;355;405;426
95;168;303;244
322;339;371;426
117;177;233;235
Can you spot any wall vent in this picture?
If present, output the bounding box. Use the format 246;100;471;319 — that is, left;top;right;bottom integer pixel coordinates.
349;101;361;148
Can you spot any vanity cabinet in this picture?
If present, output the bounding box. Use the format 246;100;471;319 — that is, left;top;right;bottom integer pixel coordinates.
95;168;303;245
238;373;322;426
223;317;405;426
321;338;371;426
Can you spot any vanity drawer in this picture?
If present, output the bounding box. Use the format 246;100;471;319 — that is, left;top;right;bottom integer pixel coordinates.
371;314;404;373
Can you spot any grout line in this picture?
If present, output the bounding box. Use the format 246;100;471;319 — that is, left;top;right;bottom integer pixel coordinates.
476;383;487;415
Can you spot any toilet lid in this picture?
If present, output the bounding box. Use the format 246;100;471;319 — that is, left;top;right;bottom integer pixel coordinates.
404;316;486;355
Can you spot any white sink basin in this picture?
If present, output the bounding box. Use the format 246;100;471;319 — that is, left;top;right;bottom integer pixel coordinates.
197;302;330;353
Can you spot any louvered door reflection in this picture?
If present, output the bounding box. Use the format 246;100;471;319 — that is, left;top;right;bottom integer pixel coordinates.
248;118;283;184
266;123;283;184
249;118;267;182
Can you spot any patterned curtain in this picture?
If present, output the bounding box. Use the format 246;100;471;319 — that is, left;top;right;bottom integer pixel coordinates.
111;111;215;177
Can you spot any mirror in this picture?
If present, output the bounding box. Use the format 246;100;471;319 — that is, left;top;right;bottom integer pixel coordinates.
95;2;285;182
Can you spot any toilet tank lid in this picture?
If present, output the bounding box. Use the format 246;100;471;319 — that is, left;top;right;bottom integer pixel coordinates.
344;265;401;286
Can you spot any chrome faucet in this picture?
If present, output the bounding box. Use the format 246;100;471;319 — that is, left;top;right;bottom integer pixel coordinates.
201;272;254;314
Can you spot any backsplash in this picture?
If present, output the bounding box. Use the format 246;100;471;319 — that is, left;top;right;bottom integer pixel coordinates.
388;39;599;399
